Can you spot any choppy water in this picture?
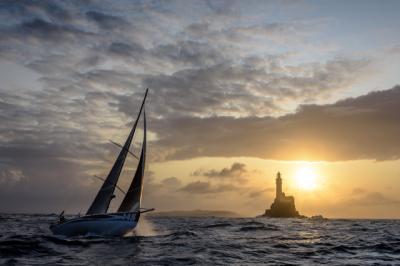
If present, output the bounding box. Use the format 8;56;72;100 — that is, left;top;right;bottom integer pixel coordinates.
0;214;399;265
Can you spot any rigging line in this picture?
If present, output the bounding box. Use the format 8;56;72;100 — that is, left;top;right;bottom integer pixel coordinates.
93;175;127;195
109;140;139;159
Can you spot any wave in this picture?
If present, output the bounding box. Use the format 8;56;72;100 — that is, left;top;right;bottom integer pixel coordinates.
0;214;399;265
238;225;278;232
203;222;232;228
0;238;58;257
366;242;399;252
238;220;265;226
43;235;94;247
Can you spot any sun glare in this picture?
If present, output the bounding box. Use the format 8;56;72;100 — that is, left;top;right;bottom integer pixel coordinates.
294;165;318;191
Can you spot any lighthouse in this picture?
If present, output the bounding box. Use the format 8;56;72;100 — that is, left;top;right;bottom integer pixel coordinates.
276;172;283;200
262;171;302;218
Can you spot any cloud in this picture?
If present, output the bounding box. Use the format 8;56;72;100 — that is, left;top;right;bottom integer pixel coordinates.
150;39;224;67
0;1;372;121
0;167;26;185
152;85;400;161
192;163;248;179
345;188;399;206
352;188;366;195
180;181;240;194
0;0;72;23
0;0;397;214
248;188;274;198
161;176;182;188
85;11;128;30
108;42;145;59
140;173;249;212
134;56;370;118
1;16;91;48
349;192;400;206
19;18;84;40
180;181;211;194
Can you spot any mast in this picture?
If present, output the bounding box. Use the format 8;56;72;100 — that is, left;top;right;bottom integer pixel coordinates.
86;89;148;215
118;110;146;212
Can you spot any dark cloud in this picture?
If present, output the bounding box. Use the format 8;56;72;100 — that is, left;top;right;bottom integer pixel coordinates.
108;42;145;59
133;57;369;118
0;155;96;213
152;86;400;161
6;18;89;43
0;1;371;121
85;11;128;30
0;73;133;213
161;176;182;188
151;40;224;67
193;162;248;180
0;0;72;22
205;0;237;15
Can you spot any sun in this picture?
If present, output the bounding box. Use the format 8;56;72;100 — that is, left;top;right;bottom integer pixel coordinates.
294;165;318;191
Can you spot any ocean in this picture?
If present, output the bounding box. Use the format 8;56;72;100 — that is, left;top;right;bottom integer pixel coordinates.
0;214;399;265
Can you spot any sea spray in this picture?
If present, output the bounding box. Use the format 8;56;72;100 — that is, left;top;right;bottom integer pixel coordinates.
135;215;158;236
125;215;166;237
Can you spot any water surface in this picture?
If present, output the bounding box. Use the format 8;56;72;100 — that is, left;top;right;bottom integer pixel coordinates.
0;214;399;265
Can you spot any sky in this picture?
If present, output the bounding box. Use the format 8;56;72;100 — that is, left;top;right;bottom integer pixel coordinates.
0;0;400;218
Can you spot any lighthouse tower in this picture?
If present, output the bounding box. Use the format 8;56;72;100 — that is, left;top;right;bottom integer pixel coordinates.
276;171;283;200
262;171;301;217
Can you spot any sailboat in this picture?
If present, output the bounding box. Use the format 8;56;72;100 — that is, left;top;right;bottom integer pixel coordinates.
50;89;153;237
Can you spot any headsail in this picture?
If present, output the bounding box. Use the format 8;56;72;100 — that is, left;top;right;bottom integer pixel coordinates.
86;89;148;215
118;110;146;212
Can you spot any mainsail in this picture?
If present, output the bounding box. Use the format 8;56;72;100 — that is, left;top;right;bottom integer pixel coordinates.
86;89;148;215
118;110;146;212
